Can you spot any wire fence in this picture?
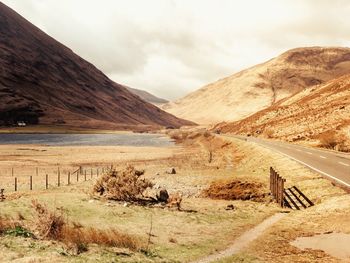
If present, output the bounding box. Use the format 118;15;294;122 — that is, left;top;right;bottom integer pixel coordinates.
0;164;114;195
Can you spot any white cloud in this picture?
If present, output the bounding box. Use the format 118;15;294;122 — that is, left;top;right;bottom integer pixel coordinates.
2;0;350;100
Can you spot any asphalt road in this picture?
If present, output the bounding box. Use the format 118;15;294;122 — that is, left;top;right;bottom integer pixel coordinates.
225;135;350;188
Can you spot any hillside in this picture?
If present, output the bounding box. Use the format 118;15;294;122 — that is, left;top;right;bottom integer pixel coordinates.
0;3;192;130
215;74;350;151
125;86;168;105
162;47;350;124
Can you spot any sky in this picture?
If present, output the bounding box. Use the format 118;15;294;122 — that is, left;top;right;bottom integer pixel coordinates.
2;0;350;100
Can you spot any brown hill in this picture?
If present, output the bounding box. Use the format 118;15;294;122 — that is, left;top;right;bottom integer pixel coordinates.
215;74;350;151
124;86;168;105
162;47;350;124
0;3;192;130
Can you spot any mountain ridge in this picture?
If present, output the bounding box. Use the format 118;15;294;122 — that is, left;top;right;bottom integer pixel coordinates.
214;74;350;151
0;2;192;129
124;86;168;105
162;46;350;124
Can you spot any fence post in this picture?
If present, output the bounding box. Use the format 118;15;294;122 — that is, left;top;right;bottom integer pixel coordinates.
36;167;38;177
97;168;99;177
272;171;276;199
84;170;87;181
79;166;83;175
77;171;79;182
0;189;4;202
269;167;272;193
45;174;48;189
68;172;71;185
272;168;275;198
269;168;286;208
91;168;93;179
14;177;17;192
30;176;32;190
58;172;60;187
277;175;281;205
275;172;278;201
281;179;285;207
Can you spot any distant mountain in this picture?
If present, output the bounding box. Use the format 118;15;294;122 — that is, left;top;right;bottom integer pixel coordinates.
124;86;168;105
215;74;350;150
0;3;192;129
162;47;350;124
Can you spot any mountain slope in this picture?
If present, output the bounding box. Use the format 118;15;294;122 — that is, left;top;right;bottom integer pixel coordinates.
124;86;168;105
215;74;350;150
0;3;192;129
162;47;350;124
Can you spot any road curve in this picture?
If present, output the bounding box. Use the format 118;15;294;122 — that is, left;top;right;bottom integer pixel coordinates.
223;135;350;188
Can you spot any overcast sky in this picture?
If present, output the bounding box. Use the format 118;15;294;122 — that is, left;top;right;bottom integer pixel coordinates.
3;0;350;100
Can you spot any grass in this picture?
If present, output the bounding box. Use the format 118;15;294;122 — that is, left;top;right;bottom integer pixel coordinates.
0;184;277;262
1;130;311;262
30;199;142;254
214;253;261;263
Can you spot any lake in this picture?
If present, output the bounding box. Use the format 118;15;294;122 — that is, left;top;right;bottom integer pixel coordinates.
0;133;174;147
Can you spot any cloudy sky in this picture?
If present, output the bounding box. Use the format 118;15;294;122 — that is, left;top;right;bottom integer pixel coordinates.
3;0;350;100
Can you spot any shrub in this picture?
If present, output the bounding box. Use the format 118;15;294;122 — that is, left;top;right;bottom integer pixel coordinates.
318;132;338;149
168;130;190;143
264;128;274;138
31;199;65;240
0;215;16;234
93;165;153;201
318;131;349;151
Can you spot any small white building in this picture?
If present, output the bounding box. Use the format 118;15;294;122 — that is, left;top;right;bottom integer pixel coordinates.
17;121;26;127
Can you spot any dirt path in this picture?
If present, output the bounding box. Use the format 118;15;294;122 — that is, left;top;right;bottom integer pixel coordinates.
193;212;287;263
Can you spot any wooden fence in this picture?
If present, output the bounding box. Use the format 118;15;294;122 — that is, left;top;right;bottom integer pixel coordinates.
270;167;314;209
270;167;286;207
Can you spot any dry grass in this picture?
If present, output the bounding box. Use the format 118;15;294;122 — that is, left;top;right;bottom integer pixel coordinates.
93;165;153;201
62;225;141;253
31;200;142;253
0;215;16;234
31;199;65;239
202;180;268;202
317;131;349;152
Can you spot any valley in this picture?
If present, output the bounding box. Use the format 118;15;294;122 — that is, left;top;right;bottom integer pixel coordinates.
0;1;350;262
0;130;349;262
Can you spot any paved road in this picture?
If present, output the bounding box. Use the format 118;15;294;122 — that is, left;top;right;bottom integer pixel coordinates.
224;135;350;188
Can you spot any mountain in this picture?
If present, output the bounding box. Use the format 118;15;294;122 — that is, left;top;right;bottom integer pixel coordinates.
214;74;350;151
0;3;192;130
124;86;168;105
162;47;350;124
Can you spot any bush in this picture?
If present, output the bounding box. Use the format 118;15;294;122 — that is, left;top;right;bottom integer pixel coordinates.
93;165;153;201
0;215;16;234
263;128;274;138
168;130;190;143
31;199;65;240
318;131;349;151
